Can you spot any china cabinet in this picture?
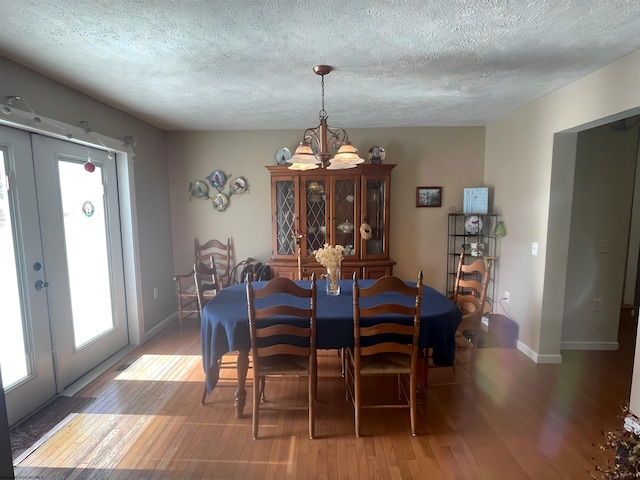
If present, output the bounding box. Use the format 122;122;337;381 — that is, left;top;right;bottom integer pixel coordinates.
267;164;396;280
446;212;499;311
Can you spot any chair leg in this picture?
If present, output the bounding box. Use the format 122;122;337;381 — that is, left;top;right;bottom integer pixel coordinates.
410;372;418;436
354;374;361;438
309;375;315;439
252;372;260;439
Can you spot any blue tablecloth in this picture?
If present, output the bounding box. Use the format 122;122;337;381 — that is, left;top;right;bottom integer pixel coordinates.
201;279;461;393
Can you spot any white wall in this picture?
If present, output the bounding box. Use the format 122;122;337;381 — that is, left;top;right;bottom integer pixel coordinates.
485;50;640;411
166;127;486;292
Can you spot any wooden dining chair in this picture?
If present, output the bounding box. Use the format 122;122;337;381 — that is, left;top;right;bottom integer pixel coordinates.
246;274;317;439
173;237;232;331
345;271;423;437
194;261;219;315
427;252;492;396
173;267;200;331
195;237;233;288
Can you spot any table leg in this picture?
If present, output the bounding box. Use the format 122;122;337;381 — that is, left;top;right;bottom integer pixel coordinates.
234;350;249;418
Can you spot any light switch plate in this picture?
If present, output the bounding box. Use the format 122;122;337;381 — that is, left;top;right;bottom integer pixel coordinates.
598;239;608;253
531;242;538;256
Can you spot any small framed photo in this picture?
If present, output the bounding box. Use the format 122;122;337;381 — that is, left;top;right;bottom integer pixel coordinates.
416;186;442;208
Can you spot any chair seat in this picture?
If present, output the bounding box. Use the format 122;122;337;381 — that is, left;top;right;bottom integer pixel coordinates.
257;354;310;375
347;349;412;374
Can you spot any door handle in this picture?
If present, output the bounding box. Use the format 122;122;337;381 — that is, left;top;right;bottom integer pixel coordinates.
35;280;49;290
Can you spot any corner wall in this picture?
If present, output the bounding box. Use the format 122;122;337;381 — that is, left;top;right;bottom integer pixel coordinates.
485;50;640;411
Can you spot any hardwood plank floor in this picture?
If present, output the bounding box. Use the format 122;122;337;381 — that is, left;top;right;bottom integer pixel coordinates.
12;312;636;479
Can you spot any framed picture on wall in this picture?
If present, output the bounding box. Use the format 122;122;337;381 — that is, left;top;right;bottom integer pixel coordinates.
416;186;442;208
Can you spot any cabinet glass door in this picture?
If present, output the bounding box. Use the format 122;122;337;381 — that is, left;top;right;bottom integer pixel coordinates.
304;179;326;253
363;178;387;257
332;178;357;257
274;178;297;256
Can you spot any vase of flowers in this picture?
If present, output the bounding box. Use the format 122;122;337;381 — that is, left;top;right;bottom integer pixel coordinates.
314;243;345;296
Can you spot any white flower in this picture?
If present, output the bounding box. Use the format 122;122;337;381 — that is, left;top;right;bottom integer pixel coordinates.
314;243;345;269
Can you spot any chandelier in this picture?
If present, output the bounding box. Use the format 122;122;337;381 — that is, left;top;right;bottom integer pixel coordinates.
288;65;365;171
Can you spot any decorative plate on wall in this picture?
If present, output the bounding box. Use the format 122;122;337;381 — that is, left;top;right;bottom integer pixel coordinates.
188;180;210;199
229;176;248;195
212;193;229;212
208;170;226;191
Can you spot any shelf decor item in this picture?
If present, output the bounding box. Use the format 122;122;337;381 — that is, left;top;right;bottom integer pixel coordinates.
463;187;489;214
494;220;507;237
368;146;385;164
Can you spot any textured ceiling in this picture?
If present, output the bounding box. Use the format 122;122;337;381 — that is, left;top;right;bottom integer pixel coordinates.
1;1;640;131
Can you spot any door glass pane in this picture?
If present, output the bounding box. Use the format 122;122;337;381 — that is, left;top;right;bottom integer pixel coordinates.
366;180;385;255
58;160;114;348
0;149;31;387
334;179;356;255
305;180;326;252
276;180;296;255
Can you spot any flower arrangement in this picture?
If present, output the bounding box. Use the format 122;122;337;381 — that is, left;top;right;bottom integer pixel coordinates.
314;244;344;295
314;243;344;269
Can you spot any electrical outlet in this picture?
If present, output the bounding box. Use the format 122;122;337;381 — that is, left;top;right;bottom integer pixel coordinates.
153;287;159;300
504;291;510;303
592;298;602;311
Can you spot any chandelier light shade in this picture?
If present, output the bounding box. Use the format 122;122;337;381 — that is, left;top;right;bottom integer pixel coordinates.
287;65;365;171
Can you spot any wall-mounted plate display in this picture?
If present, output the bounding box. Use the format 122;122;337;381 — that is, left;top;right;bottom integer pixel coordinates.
189;180;210;199
229;176;248;195
208;170;226;191
212;193;229;212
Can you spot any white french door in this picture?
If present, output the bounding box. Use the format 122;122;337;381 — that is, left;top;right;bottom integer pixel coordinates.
0;127;57;426
0;126;129;426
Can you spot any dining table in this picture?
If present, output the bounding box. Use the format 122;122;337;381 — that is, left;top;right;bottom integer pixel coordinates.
201;278;461;418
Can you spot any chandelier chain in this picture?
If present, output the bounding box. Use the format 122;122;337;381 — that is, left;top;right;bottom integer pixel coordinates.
319;74;326;118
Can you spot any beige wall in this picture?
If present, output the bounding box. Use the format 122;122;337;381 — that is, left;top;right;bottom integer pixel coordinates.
166;127;486;291
562;123;638;348
485;50;640;411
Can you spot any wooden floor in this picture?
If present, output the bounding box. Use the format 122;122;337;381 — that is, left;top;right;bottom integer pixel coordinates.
12;311;636;479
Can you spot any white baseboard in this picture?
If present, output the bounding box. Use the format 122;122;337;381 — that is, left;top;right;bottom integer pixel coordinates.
517;340;563;364
60;344;138;397
561;341;619;351
142;312;178;343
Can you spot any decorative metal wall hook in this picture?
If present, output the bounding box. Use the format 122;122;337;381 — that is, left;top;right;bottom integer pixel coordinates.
80;120;92;133
2;95;41;123
124;136;138;148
